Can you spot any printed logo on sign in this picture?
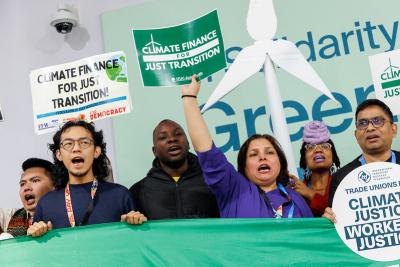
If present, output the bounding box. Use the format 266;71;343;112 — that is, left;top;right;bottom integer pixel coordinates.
142;34;164;55
171;77;190;82
38;119;60;131
380;58;400;99
171;72;204;83
358;170;371;183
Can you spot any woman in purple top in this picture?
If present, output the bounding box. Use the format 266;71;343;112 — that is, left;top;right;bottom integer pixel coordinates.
182;76;313;218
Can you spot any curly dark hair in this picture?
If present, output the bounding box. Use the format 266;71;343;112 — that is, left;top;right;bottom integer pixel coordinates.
48;120;109;189
299;139;341;175
237;134;289;186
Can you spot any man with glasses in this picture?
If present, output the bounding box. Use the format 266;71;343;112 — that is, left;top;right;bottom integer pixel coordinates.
28;120;146;237
324;99;398;221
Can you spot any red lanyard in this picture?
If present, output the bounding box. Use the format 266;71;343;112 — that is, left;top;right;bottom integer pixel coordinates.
65;178;98;227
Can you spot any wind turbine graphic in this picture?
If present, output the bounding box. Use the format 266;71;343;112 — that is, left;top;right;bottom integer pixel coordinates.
384;58;399;77
145;34;161;53
201;0;337;176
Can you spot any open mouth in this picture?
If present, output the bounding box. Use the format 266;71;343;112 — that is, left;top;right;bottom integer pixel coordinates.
25;194;35;205
72;157;84;167
313;153;326;163
168;145;182;156
258;164;271;173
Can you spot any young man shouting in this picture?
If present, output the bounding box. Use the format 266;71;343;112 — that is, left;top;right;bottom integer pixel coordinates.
28;121;146;237
0;158;54;239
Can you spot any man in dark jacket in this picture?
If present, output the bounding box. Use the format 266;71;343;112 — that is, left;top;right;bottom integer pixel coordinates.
130;119;220;220
324;99;398;221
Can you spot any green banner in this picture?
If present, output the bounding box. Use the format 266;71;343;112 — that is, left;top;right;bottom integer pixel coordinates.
1;219;398;266
132;10;226;86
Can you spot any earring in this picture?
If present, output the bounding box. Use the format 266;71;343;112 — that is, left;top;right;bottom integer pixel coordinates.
304;168;312;180
329;163;338;175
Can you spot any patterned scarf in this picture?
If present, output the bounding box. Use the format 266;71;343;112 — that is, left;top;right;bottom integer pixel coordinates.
7;208;31;237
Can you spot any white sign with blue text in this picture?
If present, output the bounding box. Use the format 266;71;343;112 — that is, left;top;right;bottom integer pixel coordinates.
333;162;400;262
30;51;131;135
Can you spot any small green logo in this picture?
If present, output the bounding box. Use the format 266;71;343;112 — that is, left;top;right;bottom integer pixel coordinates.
380;58;400;98
106;55;128;83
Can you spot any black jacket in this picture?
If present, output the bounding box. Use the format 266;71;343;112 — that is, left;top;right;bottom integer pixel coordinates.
129;153;220;220
328;150;400;206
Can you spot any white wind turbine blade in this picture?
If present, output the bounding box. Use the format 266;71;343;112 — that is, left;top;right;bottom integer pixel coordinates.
264;55;298;176
268;39;337;102
201;42;268;112
247;0;277;41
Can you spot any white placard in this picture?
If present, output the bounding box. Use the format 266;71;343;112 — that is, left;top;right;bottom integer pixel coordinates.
333;162;400;262
29;51;131;135
369;49;400;116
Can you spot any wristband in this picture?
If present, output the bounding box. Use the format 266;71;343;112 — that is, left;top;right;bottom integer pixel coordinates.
181;95;197;99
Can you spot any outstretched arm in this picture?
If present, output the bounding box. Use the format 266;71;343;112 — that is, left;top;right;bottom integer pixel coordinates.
182;75;212;152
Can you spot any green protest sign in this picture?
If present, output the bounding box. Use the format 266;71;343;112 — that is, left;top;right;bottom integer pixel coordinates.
132;10;226;86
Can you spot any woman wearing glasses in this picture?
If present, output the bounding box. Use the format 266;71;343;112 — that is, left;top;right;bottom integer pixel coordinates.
290;121;341;217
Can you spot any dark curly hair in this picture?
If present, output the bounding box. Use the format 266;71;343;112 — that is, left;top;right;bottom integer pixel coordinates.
48;120;109;189
237;134;289;186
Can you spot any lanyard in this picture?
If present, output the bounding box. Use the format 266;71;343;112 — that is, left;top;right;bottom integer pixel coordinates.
358;151;396;166
258;183;295;218
65;178;98;227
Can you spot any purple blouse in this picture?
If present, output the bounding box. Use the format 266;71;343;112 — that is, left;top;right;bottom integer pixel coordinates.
197;143;313;218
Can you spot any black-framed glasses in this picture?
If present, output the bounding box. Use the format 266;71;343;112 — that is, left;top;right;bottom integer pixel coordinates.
355;117;387;130
60;138;93;151
305;142;332;152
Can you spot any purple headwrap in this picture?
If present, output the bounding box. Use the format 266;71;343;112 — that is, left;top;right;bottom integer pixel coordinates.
302;121;330;144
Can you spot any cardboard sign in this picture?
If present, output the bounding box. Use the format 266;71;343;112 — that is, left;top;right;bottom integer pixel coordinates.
30;51;132;134
369;49;400;115
132;10;226;86
333;162;400;262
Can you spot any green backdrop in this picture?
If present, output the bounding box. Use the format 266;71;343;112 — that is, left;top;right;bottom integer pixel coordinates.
101;0;400;187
